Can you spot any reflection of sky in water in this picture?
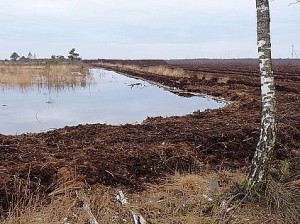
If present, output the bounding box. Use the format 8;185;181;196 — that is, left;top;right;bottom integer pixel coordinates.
0;68;225;135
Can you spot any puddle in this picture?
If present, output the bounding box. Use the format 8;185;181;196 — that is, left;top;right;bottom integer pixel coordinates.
0;68;225;134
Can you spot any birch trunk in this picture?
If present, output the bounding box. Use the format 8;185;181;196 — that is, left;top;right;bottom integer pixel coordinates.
247;0;277;188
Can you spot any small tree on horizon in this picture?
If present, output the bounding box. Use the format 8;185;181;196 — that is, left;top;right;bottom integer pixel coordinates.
58;55;65;60
10;52;20;61
68;48;80;62
27;52;33;59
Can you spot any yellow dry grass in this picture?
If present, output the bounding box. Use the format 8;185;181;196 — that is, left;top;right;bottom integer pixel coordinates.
1;171;281;224
0;63;91;91
98;62;231;84
98;62;188;78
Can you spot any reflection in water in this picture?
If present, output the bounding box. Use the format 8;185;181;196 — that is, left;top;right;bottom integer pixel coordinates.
0;63;93;92
0;68;225;135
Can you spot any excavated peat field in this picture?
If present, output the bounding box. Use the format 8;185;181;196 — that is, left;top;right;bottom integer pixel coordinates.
1;59;300;212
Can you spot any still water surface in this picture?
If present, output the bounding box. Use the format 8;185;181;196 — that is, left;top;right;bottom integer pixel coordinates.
0;68;225;135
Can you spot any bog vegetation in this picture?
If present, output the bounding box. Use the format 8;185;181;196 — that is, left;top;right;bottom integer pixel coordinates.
1;170;282;224
0;62;91;91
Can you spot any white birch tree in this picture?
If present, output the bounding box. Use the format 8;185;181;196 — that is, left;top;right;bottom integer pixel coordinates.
246;0;277;189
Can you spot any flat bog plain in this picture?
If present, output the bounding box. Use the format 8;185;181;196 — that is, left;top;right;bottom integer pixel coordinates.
0;59;299;223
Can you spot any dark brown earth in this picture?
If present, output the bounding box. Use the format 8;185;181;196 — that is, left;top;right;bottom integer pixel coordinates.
1;59;300;214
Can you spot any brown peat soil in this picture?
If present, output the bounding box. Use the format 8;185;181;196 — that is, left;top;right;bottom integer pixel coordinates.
1;59;299;223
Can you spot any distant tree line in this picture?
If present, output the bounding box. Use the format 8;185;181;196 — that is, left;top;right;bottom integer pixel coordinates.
9;48;81;62
9;52;37;61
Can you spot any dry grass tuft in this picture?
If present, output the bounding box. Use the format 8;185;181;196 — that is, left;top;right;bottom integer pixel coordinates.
1;171;44;222
217;77;230;84
266;179;300;224
204;74;214;81
145;65;186;78
196;73;204;80
134;173;219;223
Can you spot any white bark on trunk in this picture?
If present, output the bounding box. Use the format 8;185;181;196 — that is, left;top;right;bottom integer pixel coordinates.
247;0;277;188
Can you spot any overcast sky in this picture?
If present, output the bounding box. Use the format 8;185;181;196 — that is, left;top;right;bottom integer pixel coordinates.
0;0;299;59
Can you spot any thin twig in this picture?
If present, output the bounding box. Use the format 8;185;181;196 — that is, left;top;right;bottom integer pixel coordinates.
116;191;146;224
